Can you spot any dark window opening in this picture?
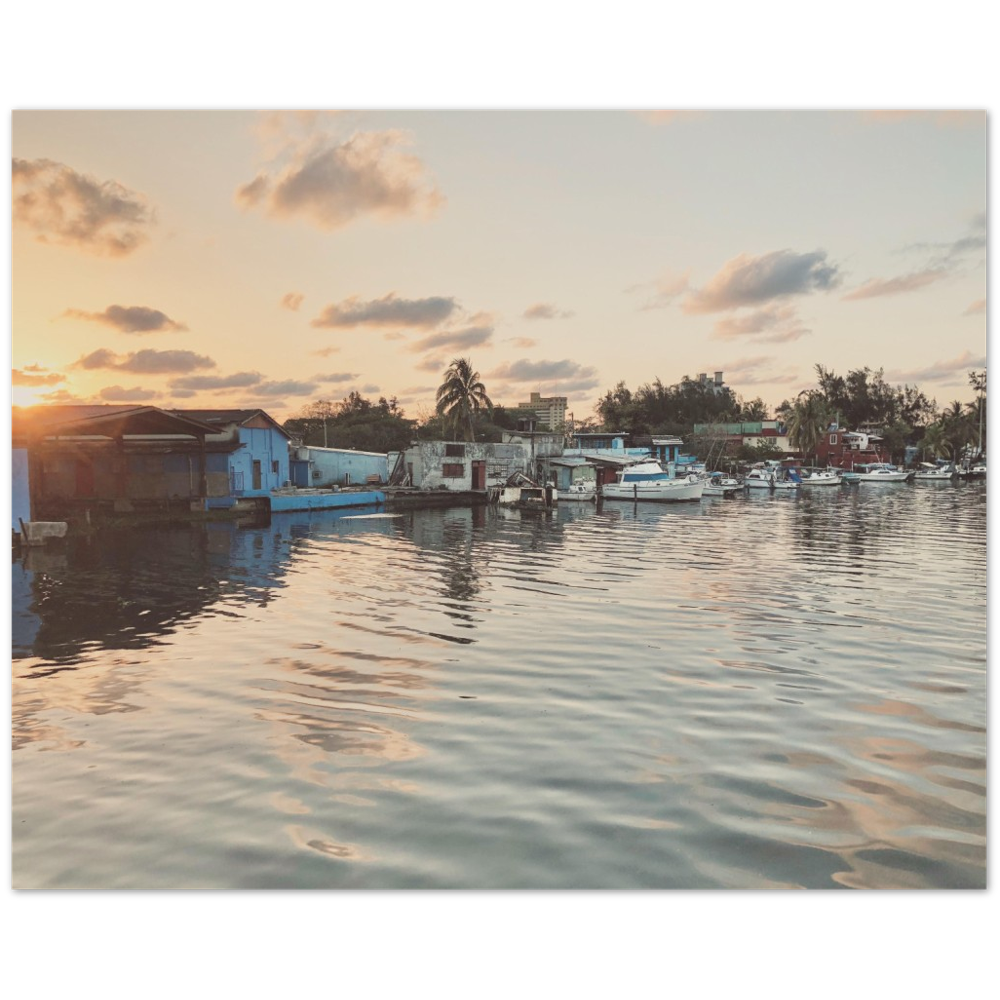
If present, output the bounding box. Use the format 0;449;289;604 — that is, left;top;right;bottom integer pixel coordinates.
442;463;464;478
445;444;466;457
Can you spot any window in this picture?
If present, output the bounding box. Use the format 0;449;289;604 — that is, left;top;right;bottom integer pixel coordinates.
830;434;838;445
272;460;279;474
445;444;466;457
442;463;464;478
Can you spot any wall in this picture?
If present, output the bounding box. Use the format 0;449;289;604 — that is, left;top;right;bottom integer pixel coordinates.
305;446;387;487
12;448;31;530
230;426;290;495
405;441;528;490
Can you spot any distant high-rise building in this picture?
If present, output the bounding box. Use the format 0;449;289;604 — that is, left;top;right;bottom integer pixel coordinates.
518;392;568;431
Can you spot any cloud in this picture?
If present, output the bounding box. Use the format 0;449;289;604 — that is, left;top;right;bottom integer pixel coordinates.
682;250;840;314
728;370;801;387
842;267;949;301
62;304;187;334
311;346;341;357
313;372;357;383
99;385;158;401
13;368;65;386
236;129;443;230
627;269;691;311
74;348;215;374
712;304;811;342
12;157;155;256
507;337;538;348
383;331;407;341
410;324;493;353
523;302;574;321
311;292;457;329
486;358;600;394
633;110;706;125
40;389;90;404
170;389;197;399
253;380;319;396
280;292;305;312
169;371;262;390
963;299;986;316
884;350;986;385
860;110;983;127
717;355;774;376
415;355;446;373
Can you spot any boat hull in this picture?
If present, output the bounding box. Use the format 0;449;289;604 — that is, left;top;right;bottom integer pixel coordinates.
602;478;705;502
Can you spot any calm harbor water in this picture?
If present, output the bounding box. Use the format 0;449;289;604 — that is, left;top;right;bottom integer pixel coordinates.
12;482;986;889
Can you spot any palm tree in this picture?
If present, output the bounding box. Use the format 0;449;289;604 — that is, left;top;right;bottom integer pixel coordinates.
787;391;832;464
920;421;951;461
435;358;493;442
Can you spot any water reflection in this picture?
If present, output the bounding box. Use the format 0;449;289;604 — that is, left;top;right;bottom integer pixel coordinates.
11;486;986;888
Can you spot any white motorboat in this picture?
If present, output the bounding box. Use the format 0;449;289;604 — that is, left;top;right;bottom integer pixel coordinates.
853;463;911;482
744;467;801;491
800;468;843;486
701;473;743;497
561;480;598;502
912;463;955;482
601;459;705;502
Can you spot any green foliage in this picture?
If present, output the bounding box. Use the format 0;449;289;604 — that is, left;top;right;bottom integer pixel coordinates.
786;392;832;460
595;376;739;434
435;358;494;441
284;391;416;453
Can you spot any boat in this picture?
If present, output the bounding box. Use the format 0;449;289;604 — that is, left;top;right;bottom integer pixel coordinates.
799;468;843;486
496;472;558;509
601;459;705;502
560;479;598;502
853;462;912;483
912;463;956;482
700;472;743;497
744;466;801;491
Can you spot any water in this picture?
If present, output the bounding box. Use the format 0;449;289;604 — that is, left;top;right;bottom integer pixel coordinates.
11;483;986;889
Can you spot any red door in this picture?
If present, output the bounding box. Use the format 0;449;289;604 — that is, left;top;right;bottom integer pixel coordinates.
471;460;486;490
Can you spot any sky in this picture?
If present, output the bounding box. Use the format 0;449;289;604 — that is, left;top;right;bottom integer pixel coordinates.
11;109;987;423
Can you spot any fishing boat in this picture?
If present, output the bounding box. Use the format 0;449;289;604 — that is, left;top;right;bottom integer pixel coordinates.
496;472;558;509
601;459;705;502
560;480;598;502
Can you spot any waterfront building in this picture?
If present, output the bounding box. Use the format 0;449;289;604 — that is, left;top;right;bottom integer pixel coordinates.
288;444;388;488
390;440;531;491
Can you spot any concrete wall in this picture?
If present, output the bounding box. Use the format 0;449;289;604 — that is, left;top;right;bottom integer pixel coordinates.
303;446;387;487
402;441;529;490
12;448;31;530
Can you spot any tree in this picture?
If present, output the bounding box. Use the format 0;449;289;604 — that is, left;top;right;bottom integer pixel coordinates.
786;391;832;463
285;392;416;452
435;358;493;442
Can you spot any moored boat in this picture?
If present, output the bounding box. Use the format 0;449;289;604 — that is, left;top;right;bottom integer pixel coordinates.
912;463;956;482
601;459;705;502
560;480;598;502
799;468;843;486
700;472;743;497
854;462;912;483
744;466;801;491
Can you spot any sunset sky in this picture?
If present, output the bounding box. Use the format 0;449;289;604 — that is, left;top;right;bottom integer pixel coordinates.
11;110;987;421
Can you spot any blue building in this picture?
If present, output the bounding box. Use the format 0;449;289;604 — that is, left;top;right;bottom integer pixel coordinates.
176;409;291;499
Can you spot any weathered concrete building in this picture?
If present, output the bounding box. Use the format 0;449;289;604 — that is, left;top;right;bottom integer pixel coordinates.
288;444;387;488
390;440;531;491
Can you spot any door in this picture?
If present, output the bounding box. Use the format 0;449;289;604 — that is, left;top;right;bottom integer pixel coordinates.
252;460;262;490
75;460;95;496
471;460;486;490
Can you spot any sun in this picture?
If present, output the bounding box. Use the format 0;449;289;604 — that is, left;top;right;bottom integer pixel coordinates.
12;385;51;407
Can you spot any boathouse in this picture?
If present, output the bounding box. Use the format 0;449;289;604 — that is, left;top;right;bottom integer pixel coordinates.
288;444;388;488
12;405;233;520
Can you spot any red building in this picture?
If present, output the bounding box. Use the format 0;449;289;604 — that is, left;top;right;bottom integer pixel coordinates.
813;428;890;469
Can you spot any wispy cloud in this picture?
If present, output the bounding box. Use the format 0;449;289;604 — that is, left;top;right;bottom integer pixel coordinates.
99;385;158;401
62;304;187;334
682;250;840;314
280;292;304;312
254;379;319;396
13;368;66;386
311;346;341;357
522;302;574;321
74;348;215;374
409;324;494;353
311;293;457;329
507;337;538;348
236;128;443;230
627;269;691;311
963;299;986;316
486;358;600;394
13;158;155;256
842;268;950;301
884;349;986;385
711;304;810;342
313;372;357;383
169;372;262;390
